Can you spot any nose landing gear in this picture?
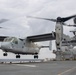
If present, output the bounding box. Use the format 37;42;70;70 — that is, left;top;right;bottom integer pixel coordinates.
34;54;38;59
16;54;20;58
3;53;8;56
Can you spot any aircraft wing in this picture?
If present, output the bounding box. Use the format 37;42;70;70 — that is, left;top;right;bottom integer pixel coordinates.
0;32;56;42
27;32;56;42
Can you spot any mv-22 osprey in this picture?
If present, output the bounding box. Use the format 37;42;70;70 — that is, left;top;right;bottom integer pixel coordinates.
0;15;76;59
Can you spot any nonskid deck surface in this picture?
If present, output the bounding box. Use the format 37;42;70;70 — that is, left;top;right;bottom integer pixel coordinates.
0;59;43;63
0;61;76;75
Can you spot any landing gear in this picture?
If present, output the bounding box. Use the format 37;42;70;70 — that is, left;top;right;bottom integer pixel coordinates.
16;54;20;58
3;53;8;56
34;55;38;59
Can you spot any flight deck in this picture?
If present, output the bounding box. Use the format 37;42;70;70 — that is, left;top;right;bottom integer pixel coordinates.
0;61;76;75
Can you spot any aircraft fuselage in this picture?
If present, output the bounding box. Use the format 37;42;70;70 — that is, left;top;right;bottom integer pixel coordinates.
1;37;40;55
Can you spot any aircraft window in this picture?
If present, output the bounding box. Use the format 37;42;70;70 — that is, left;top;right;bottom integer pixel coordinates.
4;37;14;42
12;38;18;44
4;37;18;44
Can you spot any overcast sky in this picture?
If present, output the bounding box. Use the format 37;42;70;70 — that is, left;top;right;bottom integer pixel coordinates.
0;0;76;59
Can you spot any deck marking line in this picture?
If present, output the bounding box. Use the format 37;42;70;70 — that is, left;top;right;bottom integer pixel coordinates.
12;64;37;67
58;67;76;75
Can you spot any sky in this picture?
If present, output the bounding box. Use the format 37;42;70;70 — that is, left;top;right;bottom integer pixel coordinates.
0;0;76;59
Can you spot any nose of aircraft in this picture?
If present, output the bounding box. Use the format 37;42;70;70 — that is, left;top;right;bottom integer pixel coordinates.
1;42;10;49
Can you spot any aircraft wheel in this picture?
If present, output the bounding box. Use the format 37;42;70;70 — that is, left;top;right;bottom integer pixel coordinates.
3;53;7;56
34;55;38;59
16;55;20;58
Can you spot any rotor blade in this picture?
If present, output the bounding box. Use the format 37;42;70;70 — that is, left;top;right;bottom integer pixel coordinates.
0;27;3;28
60;15;76;22
0;19;9;24
0;27;7;29
68;25;76;27
70;31;76;32
27;16;56;22
27;15;76;22
63;23;76;27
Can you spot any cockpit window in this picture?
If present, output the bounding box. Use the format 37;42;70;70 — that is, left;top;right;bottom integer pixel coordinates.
4;37;18;44
4;37;13;42
12;37;18;44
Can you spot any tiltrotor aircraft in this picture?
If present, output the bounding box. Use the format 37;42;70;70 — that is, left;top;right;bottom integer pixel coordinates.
0;15;76;59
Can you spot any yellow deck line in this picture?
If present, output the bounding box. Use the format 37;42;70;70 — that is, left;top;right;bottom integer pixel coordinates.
58;67;76;75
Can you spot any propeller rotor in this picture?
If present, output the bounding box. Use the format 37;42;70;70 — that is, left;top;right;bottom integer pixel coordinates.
62;22;76;27
27;15;76;22
27;15;76;27
27;16;56;22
